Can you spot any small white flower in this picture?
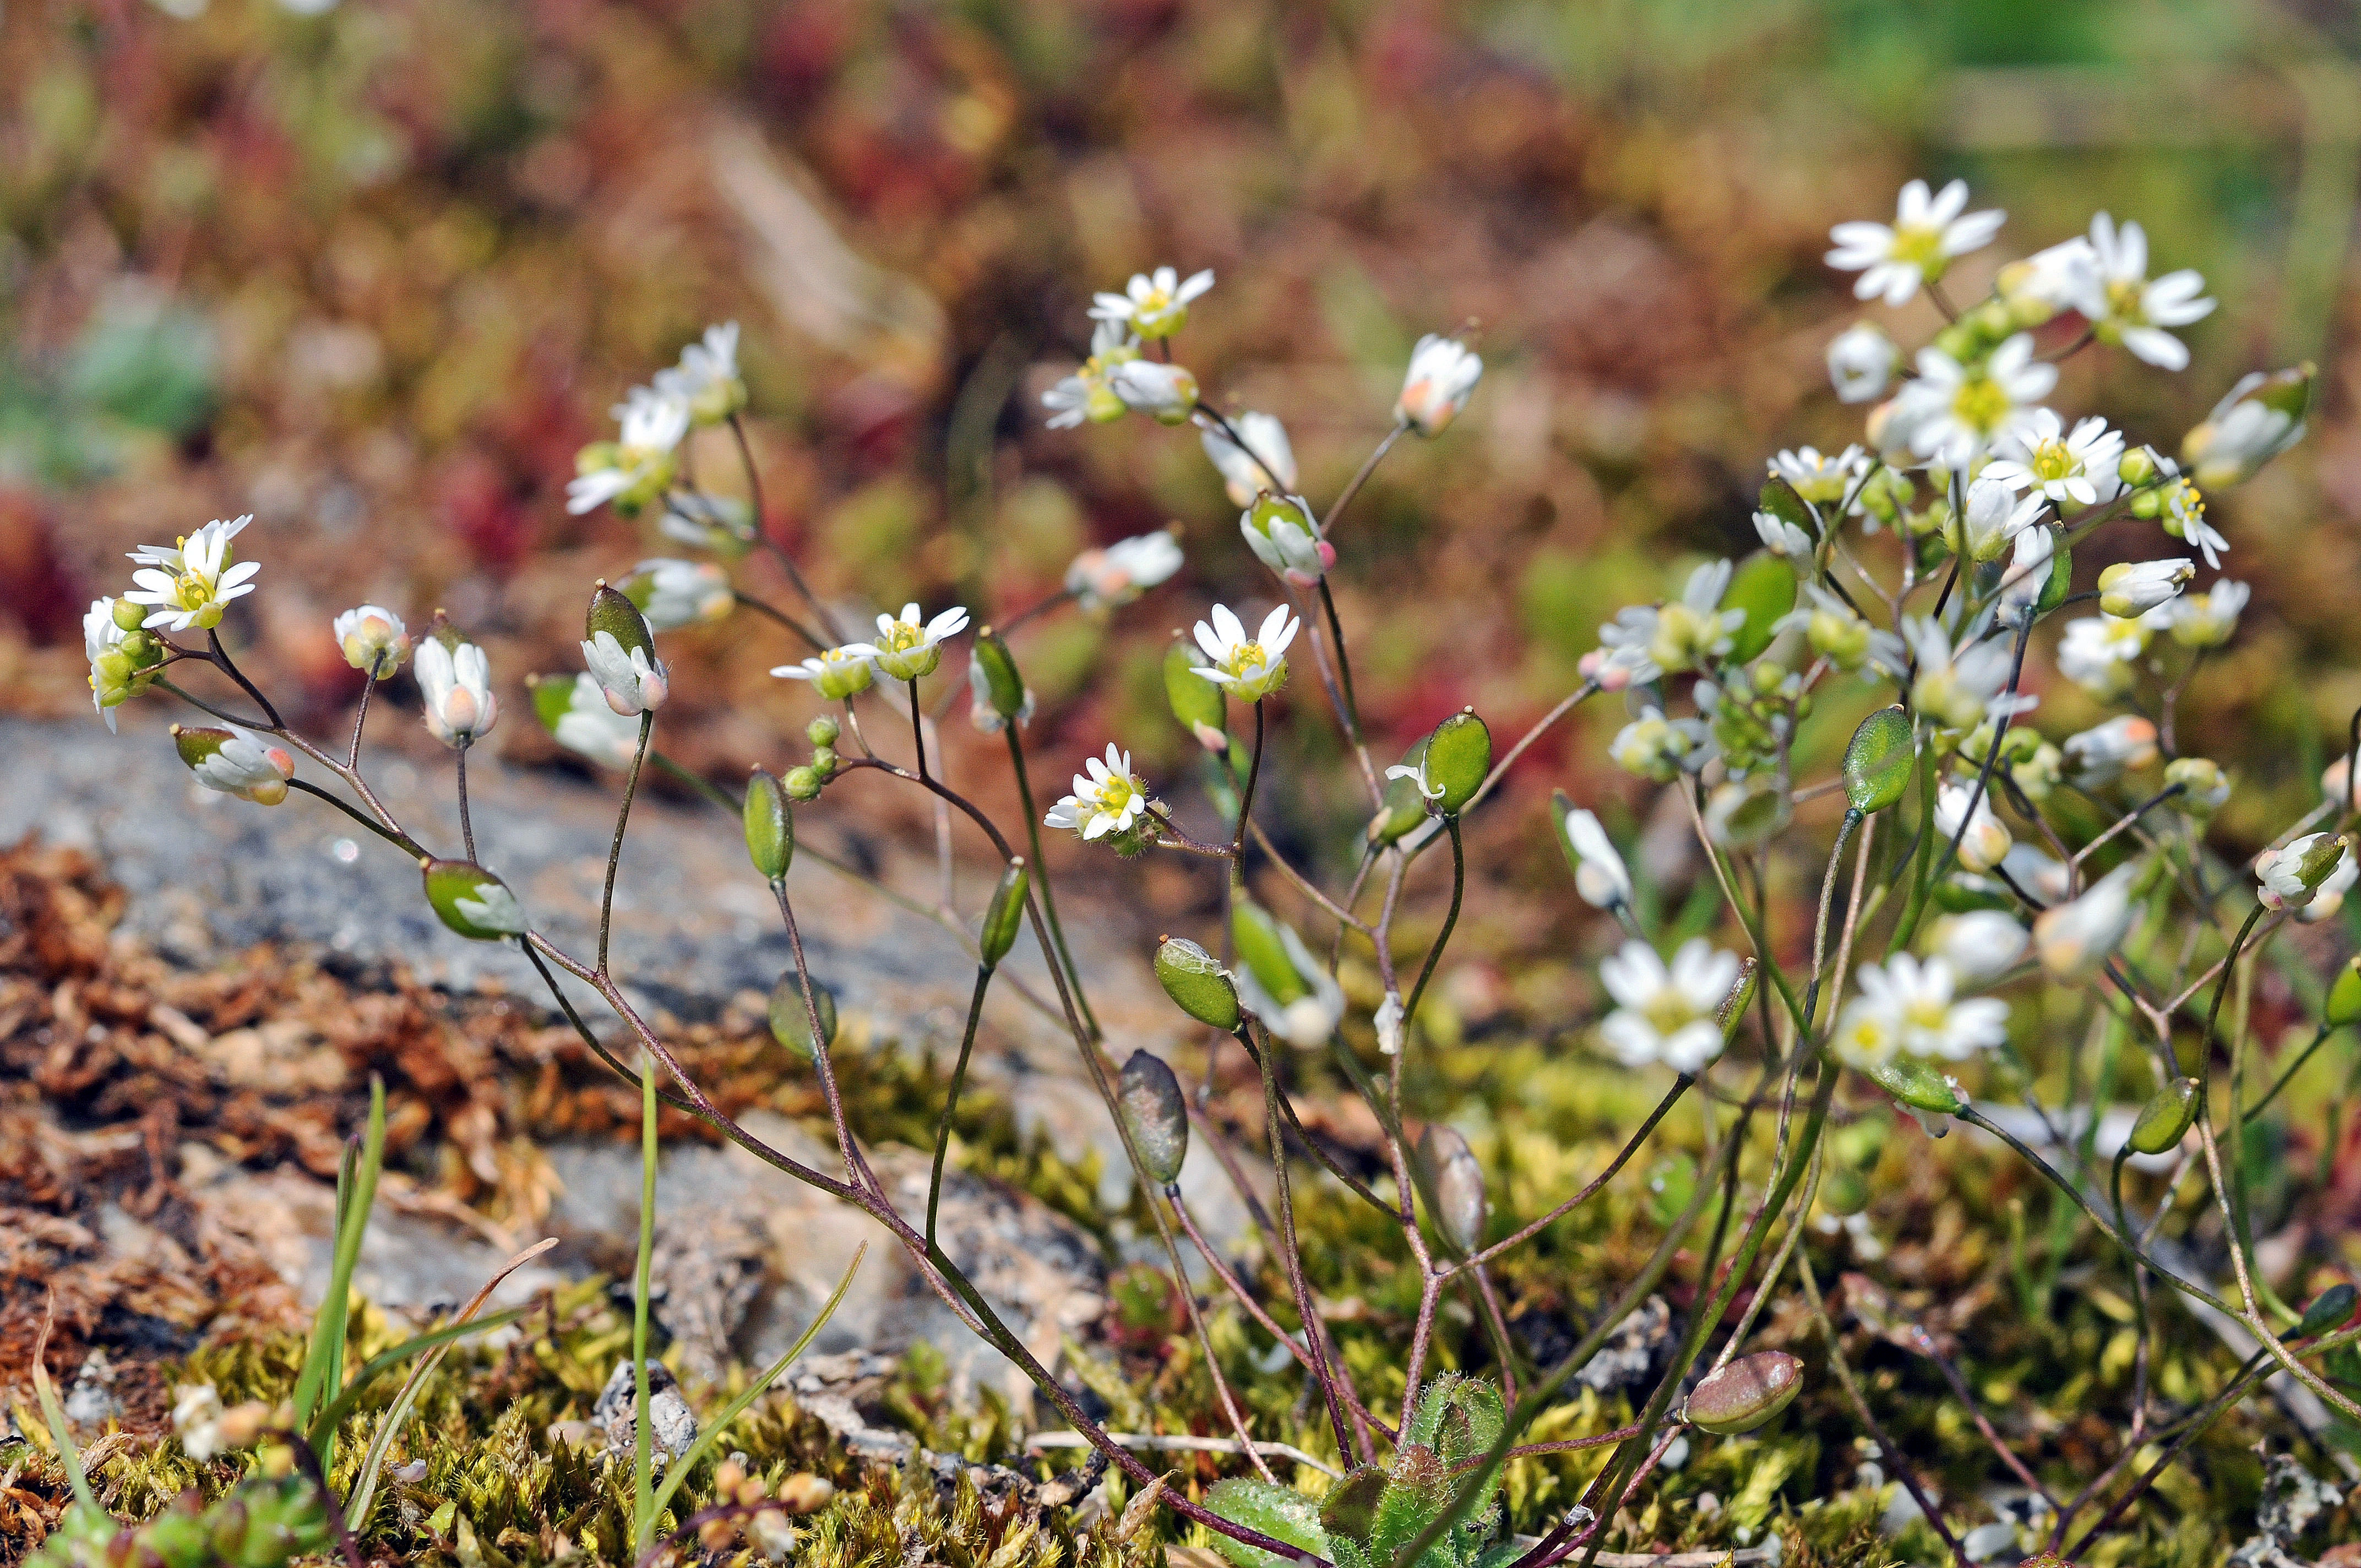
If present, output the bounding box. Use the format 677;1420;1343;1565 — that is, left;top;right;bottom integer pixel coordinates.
2001;236;2097;314
1906;616;2027;733
1892;335;2057;468
125;516;260;632
1385;756;1444;802
547;672;643;767
333;605;411;676
1996;523;2055;624
1608;706;1702;783
1779;582;1907;675
847;602;971;683
1044;744;1153;843
2064;716;2159;788
1769;445;1865;510
453;879;527;935
1982;410;2124;507
1560;805;1632;911
416;637;499;749
1825;178;2005;307
1109;359;1200;424
1936;783;2012;873
773;645;875;700
1043;318;1141;429
2071;213;2215;371
567;386;692;515
179;723;296;806
2183;370;2307;488
2033;861;2141;979
1754;508;1813;561
2056;613;2152;699
1595;560;1745;684
1396;335;1484;436
1851;954;2009;1061
1090;265;1214;339
1955;477;2047;564
1827;322;1897;404
582;630;670;716
1239;494;1333;586
1830;989;1904;1071
1598;939;1742;1074
2098;558;2194;619
623;559;734;631
173;1384;227;1462
1928;911;2028;981
2166;579;2249;650
1201;411;1297;507
1190;603;1298;704
652;322;746;425
2149;466;2229;569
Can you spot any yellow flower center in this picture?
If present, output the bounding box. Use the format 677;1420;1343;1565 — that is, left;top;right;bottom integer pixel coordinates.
175;570;215;610
1904;997;1951;1036
1889;224;1944;270
2029;440;2074;482
878;623;923;654
1951;374;2012;434
2104;277;2145;322
1640;990;1696;1038
1223;641;1266;678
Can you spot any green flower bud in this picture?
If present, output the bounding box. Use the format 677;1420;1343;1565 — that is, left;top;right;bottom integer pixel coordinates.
1163;638;1229;753
969;630;1029;725
809;745;840;776
2117;447;2158;487
1843;705;1916;815
1117;1050;1190;1186
784;766;823;802
979;858;1029;969
1421;709;1491;817
112;597;149;633
807;715;840;748
1684;1351;1804;1435
421;859;527;941
586;581;656;659
768;973;837;1060
1155;936;1241;1031
2129;1077;2201;1156
744;768;794;880
1417;1124;1487;1257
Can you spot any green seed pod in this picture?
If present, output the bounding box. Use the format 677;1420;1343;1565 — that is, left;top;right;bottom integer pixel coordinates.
1684;1351;1804;1435
1164;638;1230;752
1759;474;1816;541
768;973;838;1060
807;715;840;748
1417;1124;1488;1257
1842;706;1915;815
1117;1050;1190;1185
969;630;1028;724
2128;1076;2201;1156
1860;1054;1965;1116
1724;551;1798;665
1368;739;1431;846
529;673;573;734
2036;537;2074;617
1204;1478;1332;1568
2299;1282;2357;1338
1422;709;1491;816
420;859;527;941
586;580;656;658
2327;957;2361;1027
1232;899;1309;1006
744;768;794;881
1820;1164;1870;1217
1155;937;1242;1031
1715;956;1759;1031
979;858;1029;969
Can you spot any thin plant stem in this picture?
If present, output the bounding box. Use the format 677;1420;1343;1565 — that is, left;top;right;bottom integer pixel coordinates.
208;629;285;728
731;412;845;644
1401;816;1466;1027
599;714;656;974
1321;417;1407;535
737;590;827;654
346;651;383;767
630;1050;659;1553
455;743;477;863
927;966;995;1246
287;779;425;858
1008;725;1100;1038
1245;1020;1358;1458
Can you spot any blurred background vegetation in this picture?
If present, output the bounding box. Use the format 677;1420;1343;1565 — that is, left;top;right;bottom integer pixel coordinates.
4;0;2361;952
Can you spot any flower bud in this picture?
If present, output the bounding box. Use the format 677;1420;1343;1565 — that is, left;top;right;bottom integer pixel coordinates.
1826;322;1896;404
1420;709;1491;817
1397;335;1483;437
112;597;148;633
744;768;794;881
2117;445;2158;487
784;766;823;802
809;745;839;775
621;559;734;631
420;859;527;941
174;723;295;806
767;973;837;1060
1239;493;1334;586
1684;1352;1804;1435
1936;783;2012;873
1155;938;1241;1032
978;858;1029;969
583;581;669;715
1117;1050;1190;1186
2097;559;2194;619
1555;794;1631;911
2182;363;2312;488
2064;716;2158;790
1163;639;1229;753
807;716;840;748
967;631;1031;733
2128;1077;2200;1156
1842;706;1915;815
333;605;411;677
1416;1124;1487;1258
2164;756;2231;818
2034;862;2140;980
2257;831;2349;911
1109;360;1200;424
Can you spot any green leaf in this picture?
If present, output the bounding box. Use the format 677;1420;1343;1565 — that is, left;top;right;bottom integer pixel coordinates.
1368;1446;1453;1567
1205;1477;1332;1568
293;1077;385;1460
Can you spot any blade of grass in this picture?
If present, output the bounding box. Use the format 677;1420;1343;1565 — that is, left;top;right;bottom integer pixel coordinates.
293;1076;387;1460
306;1303;538;1449
30;1300;98;1512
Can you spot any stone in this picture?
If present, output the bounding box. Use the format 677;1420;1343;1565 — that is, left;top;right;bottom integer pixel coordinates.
594;1359;699;1460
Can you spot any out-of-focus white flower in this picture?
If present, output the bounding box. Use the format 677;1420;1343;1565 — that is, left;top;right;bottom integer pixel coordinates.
1397;335;1483;437
582;630;670;716
1907;616;2027;733
2004;844;2073;905
653;322;747;425
1374;993;1405;1056
2064;716;2159;788
1595;560;1744;684
126;516;260;632
539;672;644;768
1109;359;1200;424
2098;559;2194;619
174;724;296;806
2165;579;2248;649
1956;477;2046;564
1559;805;1631;911
1201;411;1297;507
1754;507;1813;562
1892;335;2056;467
1982;410;2123;508
1066;531;1184;613
2183;368;2310;488
622;559;734;631
2164;756;2232;817
2149;468;2228;570
1928;911;2028;981
2034;862;2141;979
1779;582;1906;675
1996;524;2055;624
173;1383;227;1459
2298;843;2359;924
1936;783;2013;873
2056;613;2152;698
1044;319;1141;429
659;490;758;557
2071;213;2215;371
1090;265;1214;339
1853;954;2010;1061
1044;744;1153;843
1608;706;1702;782
333;605;411;676
1704;776;1793;848
1830;987;1904;1070
416;636;499;748
1190;603;1297;704
849;602;970;683
2257;831;2349;912
1769;445;1865;510
772;645;875;700
1599;939;1742;1072
1827;322;1897;403
568;387;691;516
1826;179;2005;307
1239;494;1333;586
1999;236;2097;317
